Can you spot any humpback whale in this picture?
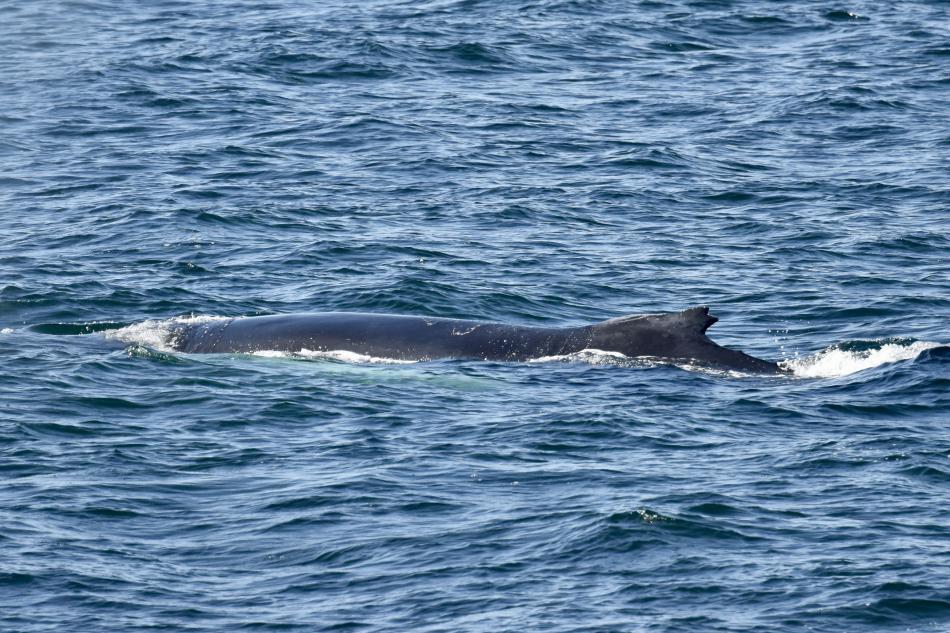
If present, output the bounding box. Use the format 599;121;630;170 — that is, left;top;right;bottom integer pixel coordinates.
171;306;785;374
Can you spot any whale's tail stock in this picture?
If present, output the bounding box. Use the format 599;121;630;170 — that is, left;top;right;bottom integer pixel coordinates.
591;306;785;374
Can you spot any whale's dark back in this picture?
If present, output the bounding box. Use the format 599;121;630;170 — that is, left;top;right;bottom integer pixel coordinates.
174;312;592;362
172;307;784;373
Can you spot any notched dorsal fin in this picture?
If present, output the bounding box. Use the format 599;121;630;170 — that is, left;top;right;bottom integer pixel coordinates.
681;305;718;334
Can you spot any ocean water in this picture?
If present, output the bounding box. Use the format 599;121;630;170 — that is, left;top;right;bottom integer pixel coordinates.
2;0;949;631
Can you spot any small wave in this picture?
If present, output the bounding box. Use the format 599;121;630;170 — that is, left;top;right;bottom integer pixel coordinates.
782;339;943;378
1;327;12;335
104;316;228;352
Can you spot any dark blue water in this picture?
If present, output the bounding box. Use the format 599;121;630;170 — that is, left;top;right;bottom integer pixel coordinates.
2;1;949;631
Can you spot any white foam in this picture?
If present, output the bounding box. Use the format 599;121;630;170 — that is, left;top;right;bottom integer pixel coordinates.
782;340;942;378
104;315;228;352
0;327;13;335
248;350;286;358
530;348;631;365
531;349;761;375
252;348;417;364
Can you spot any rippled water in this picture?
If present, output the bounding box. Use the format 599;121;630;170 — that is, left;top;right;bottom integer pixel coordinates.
2;1;949;631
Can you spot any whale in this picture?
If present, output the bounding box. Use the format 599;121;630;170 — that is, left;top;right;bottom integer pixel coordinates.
170;306;786;374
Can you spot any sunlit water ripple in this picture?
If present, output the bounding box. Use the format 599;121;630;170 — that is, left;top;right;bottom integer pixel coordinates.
1;1;949;631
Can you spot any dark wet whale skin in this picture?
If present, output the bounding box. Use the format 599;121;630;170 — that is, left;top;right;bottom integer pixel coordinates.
173;306;784;374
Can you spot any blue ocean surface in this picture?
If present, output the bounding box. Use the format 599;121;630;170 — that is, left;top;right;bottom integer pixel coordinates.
1;1;949;631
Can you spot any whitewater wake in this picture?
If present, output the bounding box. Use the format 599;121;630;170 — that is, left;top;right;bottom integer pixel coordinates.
780;339;943;378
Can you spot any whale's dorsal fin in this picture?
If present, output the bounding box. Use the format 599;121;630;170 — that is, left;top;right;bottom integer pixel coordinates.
598;306;718;335
679;305;718;334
